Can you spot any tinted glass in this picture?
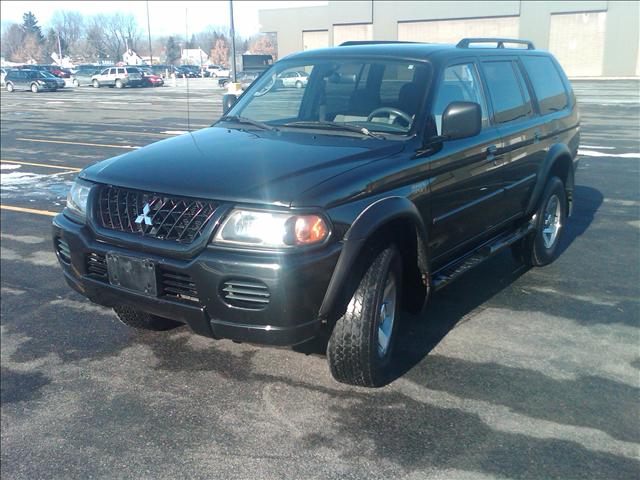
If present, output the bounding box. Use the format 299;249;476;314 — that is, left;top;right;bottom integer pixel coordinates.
432;63;489;134
233;59;432;134
521;56;569;115
125;67;138;73
482;61;532;124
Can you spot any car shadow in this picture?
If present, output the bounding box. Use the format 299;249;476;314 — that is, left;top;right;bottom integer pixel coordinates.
389;183;603;384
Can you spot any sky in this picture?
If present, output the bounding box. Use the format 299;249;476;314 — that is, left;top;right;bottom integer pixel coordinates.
0;0;327;38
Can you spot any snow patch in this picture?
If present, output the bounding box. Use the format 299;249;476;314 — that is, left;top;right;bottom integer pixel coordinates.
578;149;640;159
0;164;21;170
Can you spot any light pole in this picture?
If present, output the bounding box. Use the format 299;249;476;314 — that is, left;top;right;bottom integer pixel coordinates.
146;0;153;65
229;0;237;82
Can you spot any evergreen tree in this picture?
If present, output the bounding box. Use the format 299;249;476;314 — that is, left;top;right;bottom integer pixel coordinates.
22;11;44;43
165;36;180;65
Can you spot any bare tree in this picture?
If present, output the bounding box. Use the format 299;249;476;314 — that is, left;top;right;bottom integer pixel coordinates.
1;23;25;61
50;10;84;57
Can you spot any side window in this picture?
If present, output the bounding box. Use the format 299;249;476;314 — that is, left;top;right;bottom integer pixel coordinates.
521;56;569;115
482;61;532;124
432;63;489;135
117;68;125;75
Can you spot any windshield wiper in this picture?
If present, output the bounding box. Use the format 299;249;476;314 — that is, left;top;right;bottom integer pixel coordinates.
217;115;278;131
282;121;384;139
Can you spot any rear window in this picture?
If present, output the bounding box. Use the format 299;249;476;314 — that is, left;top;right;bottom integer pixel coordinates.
481;61;533;124
521;56;569;115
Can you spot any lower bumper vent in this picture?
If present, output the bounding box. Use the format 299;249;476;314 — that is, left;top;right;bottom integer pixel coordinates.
55;238;71;264
222;279;270;309
86;252;108;279
160;268;199;304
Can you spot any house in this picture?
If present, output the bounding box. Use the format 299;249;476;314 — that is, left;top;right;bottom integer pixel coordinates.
181;48;209;66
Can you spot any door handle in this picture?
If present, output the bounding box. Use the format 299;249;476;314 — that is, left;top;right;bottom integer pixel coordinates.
486;145;497;162
534;131;542;143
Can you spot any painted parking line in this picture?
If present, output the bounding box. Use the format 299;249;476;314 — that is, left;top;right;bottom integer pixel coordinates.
1;159;82;172
16;137;140;149
0;205;59;217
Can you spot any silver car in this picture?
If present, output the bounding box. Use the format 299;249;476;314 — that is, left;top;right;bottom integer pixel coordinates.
91;66;142;88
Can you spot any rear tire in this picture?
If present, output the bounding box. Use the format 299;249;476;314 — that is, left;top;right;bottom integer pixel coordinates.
73;79;80;87
295;80;303;89
115;79;123;89
6;82;14;92
512;176;567;267
92;79;100;88
30;83;39;93
327;244;402;387
114;306;182;331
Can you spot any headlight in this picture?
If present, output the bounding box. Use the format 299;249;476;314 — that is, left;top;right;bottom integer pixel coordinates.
214;209;330;249
65;180;92;222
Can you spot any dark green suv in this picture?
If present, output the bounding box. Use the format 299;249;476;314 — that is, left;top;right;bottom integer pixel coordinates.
53;38;579;386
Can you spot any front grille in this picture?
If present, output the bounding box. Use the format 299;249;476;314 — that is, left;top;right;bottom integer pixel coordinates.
222;279;270;309
96;185;218;244
55;238;71;264
86;252;108;279
159;268;199;303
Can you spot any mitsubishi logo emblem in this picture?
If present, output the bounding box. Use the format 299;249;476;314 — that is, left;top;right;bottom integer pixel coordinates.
135;203;153;226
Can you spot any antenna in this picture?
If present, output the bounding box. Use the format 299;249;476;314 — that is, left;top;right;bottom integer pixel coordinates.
185;7;191;132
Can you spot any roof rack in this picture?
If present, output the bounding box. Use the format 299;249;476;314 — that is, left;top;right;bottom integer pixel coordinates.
339;40;420;47
456;38;535;50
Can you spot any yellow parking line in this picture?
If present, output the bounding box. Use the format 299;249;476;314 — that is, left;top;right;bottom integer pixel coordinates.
16;138;139;149
1;205;59;217
1;159;82;172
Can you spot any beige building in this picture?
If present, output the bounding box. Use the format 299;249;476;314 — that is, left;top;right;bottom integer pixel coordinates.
259;0;640;77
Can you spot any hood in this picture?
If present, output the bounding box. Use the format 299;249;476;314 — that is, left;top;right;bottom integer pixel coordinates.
80;126;403;206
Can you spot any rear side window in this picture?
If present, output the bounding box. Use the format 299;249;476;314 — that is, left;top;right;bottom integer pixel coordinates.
117;68;125;74
482;61;532;124
521;56;569;115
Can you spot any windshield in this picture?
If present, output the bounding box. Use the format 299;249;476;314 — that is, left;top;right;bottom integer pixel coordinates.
229;58;432;135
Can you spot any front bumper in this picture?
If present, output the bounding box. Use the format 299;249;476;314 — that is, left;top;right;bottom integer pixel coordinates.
52;213;340;346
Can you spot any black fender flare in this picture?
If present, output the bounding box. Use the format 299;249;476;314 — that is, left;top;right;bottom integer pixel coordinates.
318;196;430;320
526;143;574;216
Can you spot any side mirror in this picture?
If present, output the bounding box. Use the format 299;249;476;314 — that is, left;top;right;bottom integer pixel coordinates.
441;101;482;140
222;94;238;115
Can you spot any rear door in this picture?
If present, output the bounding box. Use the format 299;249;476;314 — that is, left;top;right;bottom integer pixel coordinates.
479;57;541;219
428;59;507;264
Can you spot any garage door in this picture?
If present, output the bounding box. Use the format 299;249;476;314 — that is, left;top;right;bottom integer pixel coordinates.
548;12;606;77
398;16;519;44
303;30;329;51
333;23;373;46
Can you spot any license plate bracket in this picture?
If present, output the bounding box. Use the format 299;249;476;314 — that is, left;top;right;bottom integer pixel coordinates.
106;253;157;296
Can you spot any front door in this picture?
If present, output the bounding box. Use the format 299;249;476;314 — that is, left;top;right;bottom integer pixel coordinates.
427;61;507;265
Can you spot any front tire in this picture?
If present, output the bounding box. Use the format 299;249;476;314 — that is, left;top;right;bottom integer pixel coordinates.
114;306;182;331
512;176;567;266
92;79;100;88
30;83;39;93
327;244;402;387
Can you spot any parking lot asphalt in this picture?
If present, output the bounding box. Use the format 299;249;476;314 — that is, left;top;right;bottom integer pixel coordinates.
1;79;639;479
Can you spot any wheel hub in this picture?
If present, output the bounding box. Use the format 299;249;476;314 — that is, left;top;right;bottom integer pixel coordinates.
377;274;397;358
542;194;562;249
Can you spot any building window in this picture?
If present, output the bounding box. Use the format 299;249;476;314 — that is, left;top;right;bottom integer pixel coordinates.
548;12;606;77
333;23;373;46
398;16;519;44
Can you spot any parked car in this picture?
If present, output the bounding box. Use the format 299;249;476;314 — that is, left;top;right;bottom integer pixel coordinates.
49;66;71;78
206;64;230;77
38;71;66;89
218;71;260;89
139;68;164;87
277;70;309;88
1;67;13;86
174;66;196;78
150;65;179;78
179;65;201;77
91;66;142;88
5;69;59;92
54;38;579;387
73;67;101;86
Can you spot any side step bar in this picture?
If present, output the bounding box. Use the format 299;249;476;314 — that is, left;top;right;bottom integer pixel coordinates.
432;223;535;291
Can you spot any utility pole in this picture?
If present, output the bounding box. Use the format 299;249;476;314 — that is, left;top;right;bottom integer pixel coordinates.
146;0;153;65
56;31;62;63
229;0;237;82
